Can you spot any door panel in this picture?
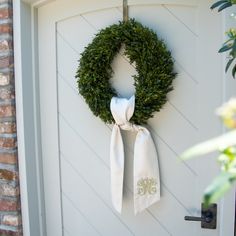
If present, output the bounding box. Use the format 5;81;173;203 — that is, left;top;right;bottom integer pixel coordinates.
38;0;235;235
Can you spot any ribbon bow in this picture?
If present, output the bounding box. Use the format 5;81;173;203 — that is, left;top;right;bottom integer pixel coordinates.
110;95;160;214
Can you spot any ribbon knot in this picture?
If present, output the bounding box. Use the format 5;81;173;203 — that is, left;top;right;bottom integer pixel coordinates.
110;95;160;214
119;122;139;132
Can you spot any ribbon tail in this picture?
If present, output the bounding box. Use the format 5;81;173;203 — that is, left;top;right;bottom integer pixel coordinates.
133;128;161;215
110;124;125;213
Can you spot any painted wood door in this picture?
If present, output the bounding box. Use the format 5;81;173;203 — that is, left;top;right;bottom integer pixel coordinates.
37;0;235;235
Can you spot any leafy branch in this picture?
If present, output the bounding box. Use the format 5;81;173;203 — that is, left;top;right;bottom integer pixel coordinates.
211;0;236;78
211;0;236;12
182;99;236;205
219;29;236;77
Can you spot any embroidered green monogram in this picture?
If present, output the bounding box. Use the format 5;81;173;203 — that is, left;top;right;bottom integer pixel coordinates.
137;178;157;196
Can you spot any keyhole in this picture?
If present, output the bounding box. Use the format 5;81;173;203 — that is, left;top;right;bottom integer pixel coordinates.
110;46;137;98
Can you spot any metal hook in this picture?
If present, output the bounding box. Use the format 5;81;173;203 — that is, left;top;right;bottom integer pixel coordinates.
123;0;128;22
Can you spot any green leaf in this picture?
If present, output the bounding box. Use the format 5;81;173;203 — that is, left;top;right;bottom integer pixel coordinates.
203;172;236;206
232;41;236;57
218;2;232;11
210;0;228;9
218;44;233;53
181;130;236;160
227;29;236;38
223;38;234;46
232;64;236;78
225;58;234;72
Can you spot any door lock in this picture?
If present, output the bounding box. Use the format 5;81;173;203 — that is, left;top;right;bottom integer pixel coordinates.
184;203;217;229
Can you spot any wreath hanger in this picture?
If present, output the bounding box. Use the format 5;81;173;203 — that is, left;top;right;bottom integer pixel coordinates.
123;0;129;22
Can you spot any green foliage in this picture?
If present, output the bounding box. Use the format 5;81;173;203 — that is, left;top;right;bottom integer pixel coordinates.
219;29;236;78
76;19;176;124
211;1;236;78
181;130;236;160
211;0;236;12
181;99;236;205
183;1;236;205
203;171;236;206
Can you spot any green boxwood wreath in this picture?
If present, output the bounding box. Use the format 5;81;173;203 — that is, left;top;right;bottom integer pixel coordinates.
76;19;176;125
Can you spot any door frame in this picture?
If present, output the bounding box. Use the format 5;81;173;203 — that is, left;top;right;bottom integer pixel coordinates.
14;0;236;235
13;1;51;236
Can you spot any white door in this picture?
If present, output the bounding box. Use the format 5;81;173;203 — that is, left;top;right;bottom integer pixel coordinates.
37;0;235;235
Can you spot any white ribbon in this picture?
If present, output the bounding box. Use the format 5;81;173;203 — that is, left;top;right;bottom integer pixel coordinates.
110;95;160;214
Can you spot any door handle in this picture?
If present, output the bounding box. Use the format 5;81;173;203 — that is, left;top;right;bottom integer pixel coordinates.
184;216;204;222
185;212;213;223
184;203;217;229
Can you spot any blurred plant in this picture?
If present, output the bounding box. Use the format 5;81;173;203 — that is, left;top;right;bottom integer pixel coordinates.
211;0;236;12
219;29;236;77
182;99;236;205
181;1;236;207
211;1;236;78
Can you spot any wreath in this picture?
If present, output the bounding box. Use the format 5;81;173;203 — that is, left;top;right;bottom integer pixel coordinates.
76;19;176;125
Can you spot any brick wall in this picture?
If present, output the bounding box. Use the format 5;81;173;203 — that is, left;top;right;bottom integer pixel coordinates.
0;0;22;235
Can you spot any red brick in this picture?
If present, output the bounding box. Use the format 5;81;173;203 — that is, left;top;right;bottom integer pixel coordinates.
0;199;20;211
0;24;12;34
0;2;21;233
0;8;12;19
0;229;22;236
0;73;10;86
0;152;17;164
0;184;19;196
0;87;15;100
0;0;11;3
2;214;21;227
0;105;15;117
0;169;18;181
0;39;12;51
0;56;13;69
0;122;16;133
0;137;16;149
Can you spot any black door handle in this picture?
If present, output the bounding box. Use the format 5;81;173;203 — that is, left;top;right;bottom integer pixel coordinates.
184;216;204;222
184;204;217;229
185;212;213;223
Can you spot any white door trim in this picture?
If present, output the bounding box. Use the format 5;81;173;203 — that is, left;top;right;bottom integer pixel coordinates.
14;0;52;235
13;1;30;235
220;6;236;235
